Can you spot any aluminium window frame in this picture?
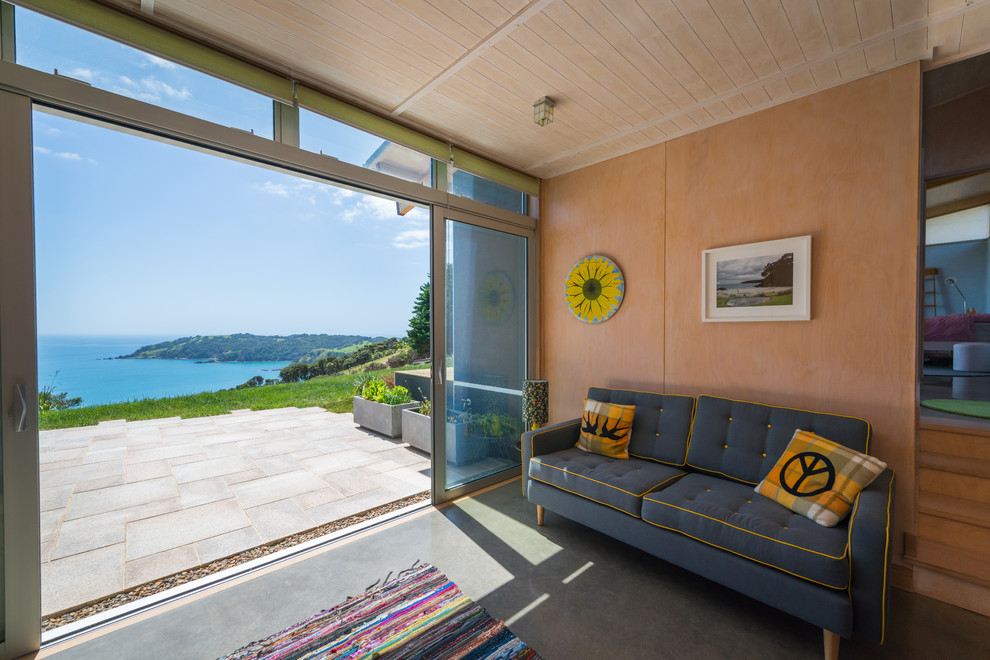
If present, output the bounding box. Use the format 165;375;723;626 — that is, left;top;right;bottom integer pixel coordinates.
0;56;538;653
7;0;540;198
430;206;537;505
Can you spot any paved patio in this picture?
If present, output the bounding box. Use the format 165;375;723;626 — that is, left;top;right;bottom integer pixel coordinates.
39;407;430;616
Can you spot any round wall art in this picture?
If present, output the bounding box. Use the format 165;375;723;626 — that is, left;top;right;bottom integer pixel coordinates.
565;255;624;323
479;271;514;323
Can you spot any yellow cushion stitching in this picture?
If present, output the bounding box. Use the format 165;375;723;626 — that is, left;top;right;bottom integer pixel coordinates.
641;472;687;497
628;452;687;468
683;464;759;486
534;459;657;497
696;394;872;453
525;420;581;495
590;385;695;401
588;387;695;465
642;517;848;590
529;475;643;518
846;470;894;644
648;499;850;560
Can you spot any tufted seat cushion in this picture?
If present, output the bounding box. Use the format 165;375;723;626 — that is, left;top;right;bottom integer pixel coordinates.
529;448;685;517
641;473;851;588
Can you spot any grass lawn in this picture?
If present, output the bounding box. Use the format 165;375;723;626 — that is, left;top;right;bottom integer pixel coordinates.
755;291;793;306
40;365;421;431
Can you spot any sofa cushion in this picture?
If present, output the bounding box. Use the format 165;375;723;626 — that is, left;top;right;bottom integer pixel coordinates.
587;387;695;465
757;429;888;527
529;448;685;517
641;473;851;588
686;395;871;485
577;398;635;459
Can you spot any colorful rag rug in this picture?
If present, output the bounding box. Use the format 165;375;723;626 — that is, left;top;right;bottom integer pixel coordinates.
218;563;540;660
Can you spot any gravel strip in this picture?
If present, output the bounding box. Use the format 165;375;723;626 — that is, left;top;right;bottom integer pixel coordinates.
42;491;430;632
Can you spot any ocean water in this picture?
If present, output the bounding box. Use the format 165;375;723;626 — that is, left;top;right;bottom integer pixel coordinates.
38;335;291;406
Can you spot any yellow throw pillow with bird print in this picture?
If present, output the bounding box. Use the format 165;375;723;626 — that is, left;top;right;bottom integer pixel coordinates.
576;398;635;459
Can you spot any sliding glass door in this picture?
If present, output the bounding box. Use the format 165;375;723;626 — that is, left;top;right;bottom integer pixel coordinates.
432;210;534;501
0;89;42;660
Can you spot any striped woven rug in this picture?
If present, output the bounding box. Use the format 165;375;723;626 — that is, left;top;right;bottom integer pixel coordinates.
218;562;541;659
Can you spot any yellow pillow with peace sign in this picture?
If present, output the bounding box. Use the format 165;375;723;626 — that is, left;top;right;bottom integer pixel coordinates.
756;429;887;527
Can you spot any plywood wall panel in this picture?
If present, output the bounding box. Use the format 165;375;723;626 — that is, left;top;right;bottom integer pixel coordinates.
541;63;921;562
540;145;665;423
664;63;921;560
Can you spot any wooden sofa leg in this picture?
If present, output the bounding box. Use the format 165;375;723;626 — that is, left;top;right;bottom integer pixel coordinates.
536;505;544;526
823;629;839;660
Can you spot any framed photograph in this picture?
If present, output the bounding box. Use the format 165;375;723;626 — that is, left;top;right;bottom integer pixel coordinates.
702;235;811;322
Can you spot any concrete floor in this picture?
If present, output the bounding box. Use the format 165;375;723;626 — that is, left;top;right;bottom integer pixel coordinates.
39;407;431;615
37;480;990;660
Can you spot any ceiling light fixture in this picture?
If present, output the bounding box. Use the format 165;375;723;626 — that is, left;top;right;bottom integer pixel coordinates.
533;97;554;126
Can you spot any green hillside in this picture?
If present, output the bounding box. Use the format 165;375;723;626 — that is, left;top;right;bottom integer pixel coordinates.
120;333;387;363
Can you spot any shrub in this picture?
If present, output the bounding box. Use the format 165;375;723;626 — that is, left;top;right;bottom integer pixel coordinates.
352;372;372;395
38;370;82;412
359;377;412;405
361;379;385;401
417;389;431;417
379;385;412;405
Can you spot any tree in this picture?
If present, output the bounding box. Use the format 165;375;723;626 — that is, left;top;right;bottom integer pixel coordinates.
279;362;310;383
407;281;430;355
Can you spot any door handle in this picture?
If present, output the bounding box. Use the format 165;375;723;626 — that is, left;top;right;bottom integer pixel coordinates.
12;382;28;432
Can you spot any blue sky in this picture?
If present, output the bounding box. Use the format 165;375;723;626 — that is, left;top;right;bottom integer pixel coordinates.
20;8;430;338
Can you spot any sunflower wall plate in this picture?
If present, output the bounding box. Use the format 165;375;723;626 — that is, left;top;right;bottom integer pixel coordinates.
478;271;514;323
565;255;624;323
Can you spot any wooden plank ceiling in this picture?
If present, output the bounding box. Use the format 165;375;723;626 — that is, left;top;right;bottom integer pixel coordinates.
103;0;990;180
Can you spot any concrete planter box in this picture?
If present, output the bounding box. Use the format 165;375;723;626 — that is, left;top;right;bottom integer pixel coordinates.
352;396;418;438
447;421;481;466
400;408;432;453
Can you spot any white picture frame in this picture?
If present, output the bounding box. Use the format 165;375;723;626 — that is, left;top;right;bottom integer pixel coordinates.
702;235;811;322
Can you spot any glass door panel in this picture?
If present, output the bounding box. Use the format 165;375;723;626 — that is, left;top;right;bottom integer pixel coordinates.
1;89;42;658
442;219;528;491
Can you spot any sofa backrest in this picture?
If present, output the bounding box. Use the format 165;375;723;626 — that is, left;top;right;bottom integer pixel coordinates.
587;387;695;466
686;395;871;485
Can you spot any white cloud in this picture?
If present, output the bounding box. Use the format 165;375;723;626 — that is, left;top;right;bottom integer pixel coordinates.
36;124;64;137
253;181;322;206
64;67;95;83
35;147;89;163
393;229;429;249
142;53;178;70
144;78;192;100
255;181;290;196
340;195;401;223
329;188;356;206
111;75;191;104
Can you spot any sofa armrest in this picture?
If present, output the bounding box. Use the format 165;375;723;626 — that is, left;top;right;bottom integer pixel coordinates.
521;419;581;496
848;468;895;644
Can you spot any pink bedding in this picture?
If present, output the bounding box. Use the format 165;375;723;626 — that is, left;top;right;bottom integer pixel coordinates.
925;314;975;341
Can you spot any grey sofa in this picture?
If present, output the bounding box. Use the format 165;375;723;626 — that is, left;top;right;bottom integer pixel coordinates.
523;387;894;660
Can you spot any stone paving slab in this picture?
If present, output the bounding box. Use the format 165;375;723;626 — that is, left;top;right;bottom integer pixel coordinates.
41;544;124;616
125;499;252;561
38;408;430;616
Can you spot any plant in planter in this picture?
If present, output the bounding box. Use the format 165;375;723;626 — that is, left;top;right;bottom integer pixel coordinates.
400;388;432;454
352;377;418;438
465;412;524;460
